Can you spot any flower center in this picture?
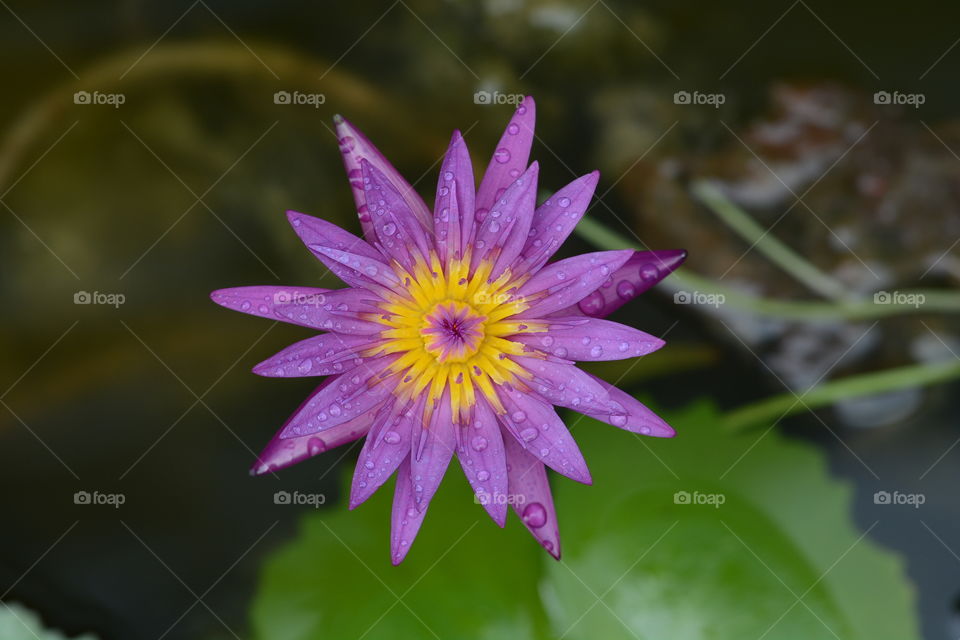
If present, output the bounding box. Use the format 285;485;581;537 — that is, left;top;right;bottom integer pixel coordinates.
421;301;486;363
365;251;546;421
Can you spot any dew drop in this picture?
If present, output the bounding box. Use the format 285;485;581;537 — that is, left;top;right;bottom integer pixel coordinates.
307;437;326;455
507;123;520;135
616;280;636;300
494;147;511;164
471;436;488;451
557;196;571;208
520;427;538;442
590;345;603;358
477;470;490;481
384;431;402;444
382;222;397;236
639;263;659;282
522;502;547;528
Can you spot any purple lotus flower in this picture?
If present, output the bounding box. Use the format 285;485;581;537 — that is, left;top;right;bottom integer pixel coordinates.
212;96;686;564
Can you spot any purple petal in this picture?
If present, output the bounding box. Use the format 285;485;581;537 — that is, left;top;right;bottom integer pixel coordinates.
272;288;384;335
457;396;508;526
471;162;538;276
391;457;428;565
253;333;377;377
409;389;456;512
515;171;599;275
496;385;591;484
517;250;634;317
489;163;540;280
511;317;664;361
434;131;475;263
502;428;561;558
250;410;375;476
361;158;431;267
580;374;675;437
476;96;536;215
564;249;687;318
334;115;433;240
278;356;400;439
350;397;422;508
510;355;612;414
286;211;397;294
210;286;330;322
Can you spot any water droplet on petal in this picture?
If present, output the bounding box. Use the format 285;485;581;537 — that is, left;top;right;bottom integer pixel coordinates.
477;470;490;481
507;123;520;135
557;196;571;208
590;345;603;358
610;413;628;427
616;280;636;300
471;436;488;451
522;502;548;528
639;263;659;282
384;431;402;444
494;147;511;164
520;427;538;442
307;437;326;455
512;411;527;422
382;222;397;236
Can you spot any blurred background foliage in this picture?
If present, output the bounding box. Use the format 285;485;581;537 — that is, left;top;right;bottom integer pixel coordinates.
1;0;959;638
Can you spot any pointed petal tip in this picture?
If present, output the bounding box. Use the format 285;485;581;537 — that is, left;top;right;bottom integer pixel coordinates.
333;113;344;124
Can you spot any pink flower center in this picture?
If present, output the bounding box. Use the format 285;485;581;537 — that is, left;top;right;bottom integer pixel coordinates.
421;301;486;363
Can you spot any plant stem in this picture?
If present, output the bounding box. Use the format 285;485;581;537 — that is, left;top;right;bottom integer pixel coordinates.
691;180;849;300
721;359;960;431
574;217;960;319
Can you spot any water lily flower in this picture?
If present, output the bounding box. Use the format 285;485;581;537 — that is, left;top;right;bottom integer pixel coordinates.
212;97;686;564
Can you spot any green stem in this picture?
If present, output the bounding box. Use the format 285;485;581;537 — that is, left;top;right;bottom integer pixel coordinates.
574;217;960;319
691;180;849;300
721;359;960;431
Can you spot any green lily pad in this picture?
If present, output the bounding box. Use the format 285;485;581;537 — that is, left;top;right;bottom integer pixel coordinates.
251;469;551;640
544;400;920;640
250;400;919;640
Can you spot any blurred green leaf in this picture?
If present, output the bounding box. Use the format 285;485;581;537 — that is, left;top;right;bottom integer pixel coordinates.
251;401;918;640
0;603;97;640
251;469;551;640
545;400;920;640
